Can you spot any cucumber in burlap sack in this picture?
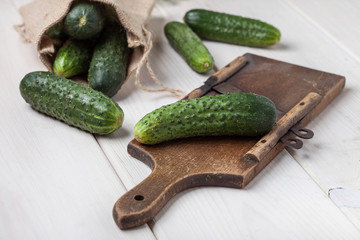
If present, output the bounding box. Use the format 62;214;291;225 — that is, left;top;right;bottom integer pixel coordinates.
15;0;184;98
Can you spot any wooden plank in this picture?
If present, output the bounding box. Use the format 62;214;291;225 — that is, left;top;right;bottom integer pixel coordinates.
287;0;360;62
0;1;155;239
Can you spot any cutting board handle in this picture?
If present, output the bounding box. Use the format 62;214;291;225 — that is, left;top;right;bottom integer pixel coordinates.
113;168;180;229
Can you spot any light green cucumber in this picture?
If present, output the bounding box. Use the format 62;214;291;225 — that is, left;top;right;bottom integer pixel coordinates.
164;21;214;73
134;93;276;144
53;40;93;78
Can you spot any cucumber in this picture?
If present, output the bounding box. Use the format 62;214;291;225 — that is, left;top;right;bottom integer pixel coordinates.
53;39;93;78
88;25;129;97
20;71;124;135
184;9;281;47
164;21;214;73
45;22;66;41
134;93;276;144
64;2;105;40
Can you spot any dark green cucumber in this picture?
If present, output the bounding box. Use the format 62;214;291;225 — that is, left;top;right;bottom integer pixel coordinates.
53;40;93;78
20;71;124;135
184;9;281;47
88;25;129;97
64;2;105;40
164;21;214;73
45;22;66;41
134;93;276;144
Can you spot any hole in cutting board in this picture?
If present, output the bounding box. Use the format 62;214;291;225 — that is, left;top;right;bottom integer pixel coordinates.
134;195;144;201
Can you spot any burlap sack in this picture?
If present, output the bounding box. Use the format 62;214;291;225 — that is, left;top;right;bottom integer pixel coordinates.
16;0;184;98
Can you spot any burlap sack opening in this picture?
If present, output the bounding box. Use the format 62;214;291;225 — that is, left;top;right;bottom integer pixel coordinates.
16;0;185;98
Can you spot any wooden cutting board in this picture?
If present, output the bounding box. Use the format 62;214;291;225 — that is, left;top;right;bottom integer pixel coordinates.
113;53;345;229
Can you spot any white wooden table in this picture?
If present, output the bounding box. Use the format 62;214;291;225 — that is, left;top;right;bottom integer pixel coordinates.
1;0;360;239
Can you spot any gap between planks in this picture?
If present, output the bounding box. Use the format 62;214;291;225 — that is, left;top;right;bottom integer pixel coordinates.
91;3;172;234
92;134;158;234
285;0;360;66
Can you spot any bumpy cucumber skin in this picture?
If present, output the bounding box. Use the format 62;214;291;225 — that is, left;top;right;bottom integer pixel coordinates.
88;26;129;97
64;2;105;40
53;40;93;78
134;93;276;144
164;21;214;73
184;9;281;47
20;71;124;135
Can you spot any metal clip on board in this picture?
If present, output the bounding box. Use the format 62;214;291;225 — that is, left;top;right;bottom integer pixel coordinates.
242;92;321;162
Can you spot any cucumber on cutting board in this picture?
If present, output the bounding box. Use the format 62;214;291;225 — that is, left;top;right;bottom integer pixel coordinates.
164;21;214;73
88;25;129;97
64;2;105;40
134;93;276;144
53;39;93;78
184;9;281;47
20;71;124;135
